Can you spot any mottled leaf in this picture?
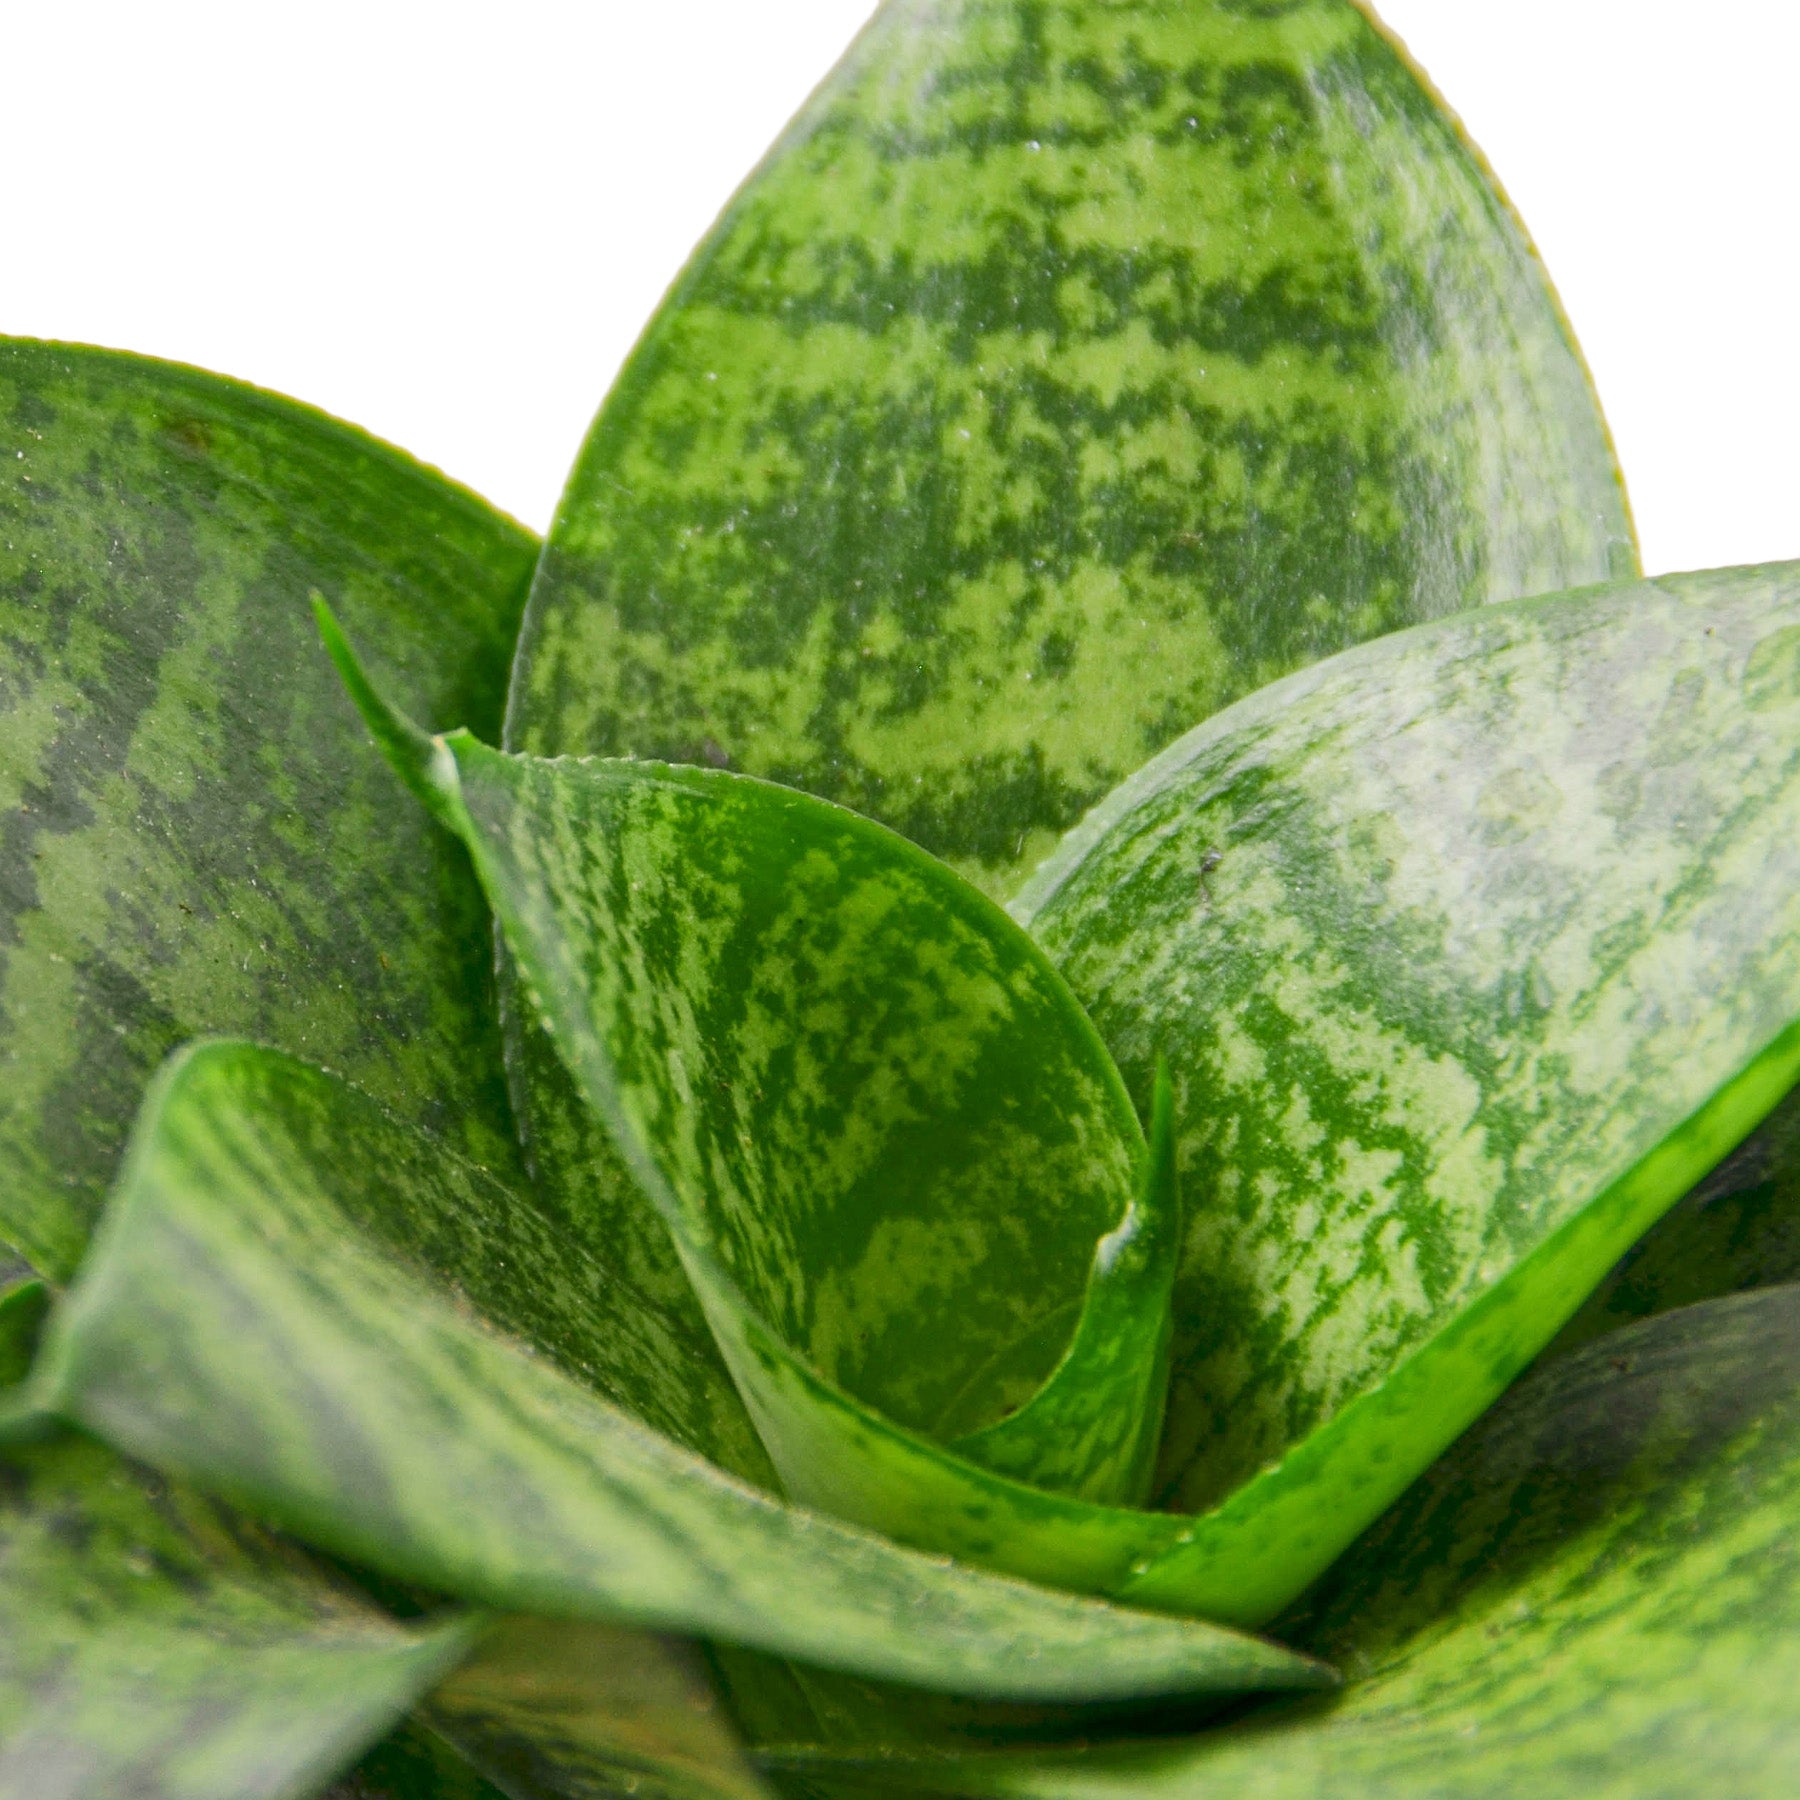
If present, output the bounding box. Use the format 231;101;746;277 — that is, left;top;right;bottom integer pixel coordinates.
0;1427;474;1800
511;0;1634;895
327;604;1179;1518
1016;561;1800;1622
34;1040;1327;1705
776;1287;1800;1796
498;0;1637;1531
425;1616;771;1800
0;338;535;1281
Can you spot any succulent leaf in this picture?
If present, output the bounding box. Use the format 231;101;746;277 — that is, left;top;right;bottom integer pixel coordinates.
0;1427;474;1800
512;0;1636;894
767;1286;1800;1794
1021;562;1800;1621
0;339;534;1280
33;1040;1328;1704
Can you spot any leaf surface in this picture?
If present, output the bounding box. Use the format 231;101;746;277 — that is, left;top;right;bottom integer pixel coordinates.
424;1617;772;1800
510;0;1635;895
773;1286;1800;1796
1016;561;1800;1621
34;1040;1326;1705
497;0;1638;1508
0;338;534;1280
328;603;1180;1519
1552;1077;1800;1355
327;1722;510;1800
0;1427;473;1800
0;1274;47;1391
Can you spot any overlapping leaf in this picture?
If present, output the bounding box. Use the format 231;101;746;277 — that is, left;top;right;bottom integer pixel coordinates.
1553;1077;1800;1355
1016;561;1800;1622
2;0;1788;1789
423;1618;773;1800
493;0;1641;1513
32;1039;1326;1705
769;1286;1800;1794
327;604;1184;1533
512;0;1634;891
0;1426;474;1800
326;558;1800;1639
0;339;532;1279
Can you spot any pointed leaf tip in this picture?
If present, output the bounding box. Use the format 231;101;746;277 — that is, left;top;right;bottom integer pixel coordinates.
312;593;463;829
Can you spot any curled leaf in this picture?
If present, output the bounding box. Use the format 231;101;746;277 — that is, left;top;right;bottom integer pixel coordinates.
35;1040;1328;1705
0;1429;474;1800
1019;562;1800;1621
324;600;1181;1523
0;338;533;1280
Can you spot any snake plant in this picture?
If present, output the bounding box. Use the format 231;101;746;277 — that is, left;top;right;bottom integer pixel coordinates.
4;2;1797;1795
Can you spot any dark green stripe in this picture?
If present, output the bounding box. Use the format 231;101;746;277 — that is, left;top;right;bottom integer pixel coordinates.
0;338;535;1279
511;0;1633;897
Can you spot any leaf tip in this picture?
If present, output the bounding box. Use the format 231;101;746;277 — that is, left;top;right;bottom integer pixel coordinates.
312;592;463;829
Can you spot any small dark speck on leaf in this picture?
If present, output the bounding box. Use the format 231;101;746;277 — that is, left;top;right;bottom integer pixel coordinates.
1198;848;1223;904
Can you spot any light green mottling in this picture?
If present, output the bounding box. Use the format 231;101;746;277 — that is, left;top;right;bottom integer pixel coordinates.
34;1041;1327;1704
512;0;1632;897
498;0;1635;1482
325;600;1180;1515
1018;562;1800;1619
947;1063;1178;1500
771;1287;1800;1796
0;1426;474;1800
0;338;535;1280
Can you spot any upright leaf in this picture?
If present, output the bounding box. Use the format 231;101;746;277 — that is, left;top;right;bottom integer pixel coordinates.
1017;561;1800;1621
33;1041;1326;1705
0;339;533;1279
778;1287;1800;1795
498;0;1638;1508
511;0;1633;895
0;1427;474;1800
327;604;1180;1517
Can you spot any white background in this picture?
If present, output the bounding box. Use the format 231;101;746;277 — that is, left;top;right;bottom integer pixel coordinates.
3;1;1793;578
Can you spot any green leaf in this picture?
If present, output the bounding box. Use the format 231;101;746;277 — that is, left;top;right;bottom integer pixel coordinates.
423;1617;773;1800
317;601;771;1486
1551;1077;1800;1356
327;1721;510;1800
948;1062;1180;1500
494;0;1638;1552
1016;561;1800;1623
322;601;1179;1517
0;1272;47;1390
509;0;1634;898
771;1286;1800;1795
35;1040;1329;1705
0;1427;475;1799
0;338;536;1281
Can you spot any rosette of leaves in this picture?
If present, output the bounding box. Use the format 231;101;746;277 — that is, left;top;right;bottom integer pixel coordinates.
3;1;1798;1795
